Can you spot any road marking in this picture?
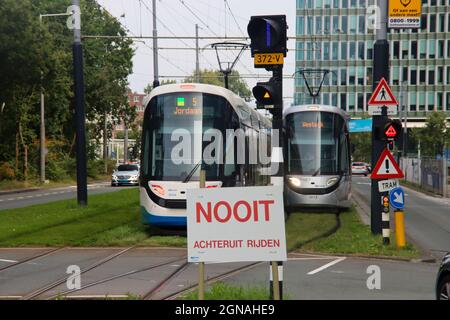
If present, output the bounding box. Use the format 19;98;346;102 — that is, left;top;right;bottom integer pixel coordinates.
307;257;346;275
288;257;335;261
0;259;19;263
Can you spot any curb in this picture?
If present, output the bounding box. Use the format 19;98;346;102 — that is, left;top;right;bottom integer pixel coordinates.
0;188;41;196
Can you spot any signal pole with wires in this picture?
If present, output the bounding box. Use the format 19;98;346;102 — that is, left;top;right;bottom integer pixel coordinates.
152;0;160;88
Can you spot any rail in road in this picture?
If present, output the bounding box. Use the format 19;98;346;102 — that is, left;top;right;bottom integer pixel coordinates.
0;247;264;300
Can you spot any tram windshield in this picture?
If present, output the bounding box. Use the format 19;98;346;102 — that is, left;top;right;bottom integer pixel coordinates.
286;111;349;176
141;92;239;181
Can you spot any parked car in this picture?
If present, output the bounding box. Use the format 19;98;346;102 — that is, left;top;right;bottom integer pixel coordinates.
111;164;140;186
436;252;450;300
351;162;370;176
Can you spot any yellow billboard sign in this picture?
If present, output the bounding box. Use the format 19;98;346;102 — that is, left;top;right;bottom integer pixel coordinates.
389;0;422;29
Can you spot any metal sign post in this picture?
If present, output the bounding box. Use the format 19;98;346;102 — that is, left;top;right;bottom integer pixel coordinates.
198;169;206;300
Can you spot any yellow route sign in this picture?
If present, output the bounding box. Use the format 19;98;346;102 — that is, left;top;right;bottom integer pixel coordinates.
388;0;422;29
254;53;284;66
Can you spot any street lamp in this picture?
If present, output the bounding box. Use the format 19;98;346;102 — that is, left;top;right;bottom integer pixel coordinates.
39;11;73;184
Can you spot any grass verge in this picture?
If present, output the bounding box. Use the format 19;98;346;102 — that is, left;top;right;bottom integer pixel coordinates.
181;282;269;300
286;207;419;259
0;188;186;247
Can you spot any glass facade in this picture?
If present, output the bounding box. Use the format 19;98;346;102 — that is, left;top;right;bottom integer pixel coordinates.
295;0;450;118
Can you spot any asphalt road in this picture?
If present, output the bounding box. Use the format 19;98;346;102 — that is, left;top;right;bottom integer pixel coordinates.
0;183;132;211
352;176;450;258
0;248;439;300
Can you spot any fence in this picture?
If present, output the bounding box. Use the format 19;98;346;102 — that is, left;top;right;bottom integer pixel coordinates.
400;156;449;197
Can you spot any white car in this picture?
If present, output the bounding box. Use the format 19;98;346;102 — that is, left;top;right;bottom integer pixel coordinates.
111;164;140;186
351;162;370;176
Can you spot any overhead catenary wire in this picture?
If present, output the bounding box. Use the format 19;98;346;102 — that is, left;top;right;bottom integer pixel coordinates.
96;1;193;77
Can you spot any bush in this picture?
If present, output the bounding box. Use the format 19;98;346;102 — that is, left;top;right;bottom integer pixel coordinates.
0;162;15;180
46;160;71;181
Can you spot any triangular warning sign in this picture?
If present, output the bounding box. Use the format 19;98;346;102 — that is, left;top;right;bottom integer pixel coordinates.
368;78;398;106
264;92;271;99
385;125;397;138
370;148;404;180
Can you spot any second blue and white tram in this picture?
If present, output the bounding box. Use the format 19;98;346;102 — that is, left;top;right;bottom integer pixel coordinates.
140;83;271;227
283;105;352;211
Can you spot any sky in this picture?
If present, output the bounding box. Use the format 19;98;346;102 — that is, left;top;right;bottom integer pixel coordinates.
96;0;297;106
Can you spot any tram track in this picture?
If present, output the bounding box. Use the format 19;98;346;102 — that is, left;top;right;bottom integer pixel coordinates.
21;246;136;300
157;262;264;300
45;256;187;300
0;247;66;273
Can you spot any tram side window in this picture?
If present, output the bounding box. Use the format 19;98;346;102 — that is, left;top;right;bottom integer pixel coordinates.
340;132;350;174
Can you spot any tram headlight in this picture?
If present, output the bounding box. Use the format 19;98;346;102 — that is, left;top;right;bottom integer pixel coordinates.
288;177;301;187
326;177;339;186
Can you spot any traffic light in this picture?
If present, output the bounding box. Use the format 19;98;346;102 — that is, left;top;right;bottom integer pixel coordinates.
383;119;402;141
253;78;281;106
376;119;402;141
247;15;287;57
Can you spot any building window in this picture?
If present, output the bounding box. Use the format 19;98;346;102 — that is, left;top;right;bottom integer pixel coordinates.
393;41;400;59
341;42;347;60
358;15;365;34
349;42;356;59
438;40;444;58
410;67;417;85
297;16;305;35
358;41;365;60
411;41;417;59
437;66;444;84
340;68;347;85
419;92;425;111
427;92;435;111
410;92;417;111
419;40;427;59
340;93;347;111
428;39;436;58
419;67;426;84
357;93;364;111
429;14;436;33
332;42;338;60
350;16;357;34
437;92;443;111
341;16;348;33
428;68;435;85
348;93;355;111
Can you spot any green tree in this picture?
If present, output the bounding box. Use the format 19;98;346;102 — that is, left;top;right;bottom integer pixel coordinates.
184;69;252;101
0;0;135;181
413;112;450;157
349;132;372;163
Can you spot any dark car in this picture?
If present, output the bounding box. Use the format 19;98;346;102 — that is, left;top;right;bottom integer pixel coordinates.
436;252;450;300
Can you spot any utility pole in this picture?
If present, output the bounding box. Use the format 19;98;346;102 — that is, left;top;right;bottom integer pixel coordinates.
152;0;159;88
103;111;108;174
39;11;75;183
371;0;389;234
124;123;128;163
71;0;88;205
195;24;200;82
40;74;46;184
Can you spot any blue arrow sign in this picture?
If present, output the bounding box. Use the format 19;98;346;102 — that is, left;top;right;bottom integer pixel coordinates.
389;187;405;210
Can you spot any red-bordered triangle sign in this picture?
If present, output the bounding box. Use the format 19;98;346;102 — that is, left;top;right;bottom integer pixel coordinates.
368;78;398;106
370;148;404;179
385;125;397;138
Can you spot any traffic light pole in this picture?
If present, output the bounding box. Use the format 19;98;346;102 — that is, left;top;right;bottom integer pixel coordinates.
269;65;284;300
371;0;389;234
72;0;88;206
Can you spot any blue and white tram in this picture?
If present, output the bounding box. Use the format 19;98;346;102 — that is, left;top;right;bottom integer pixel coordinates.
283;105;352;211
140;83;271;227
